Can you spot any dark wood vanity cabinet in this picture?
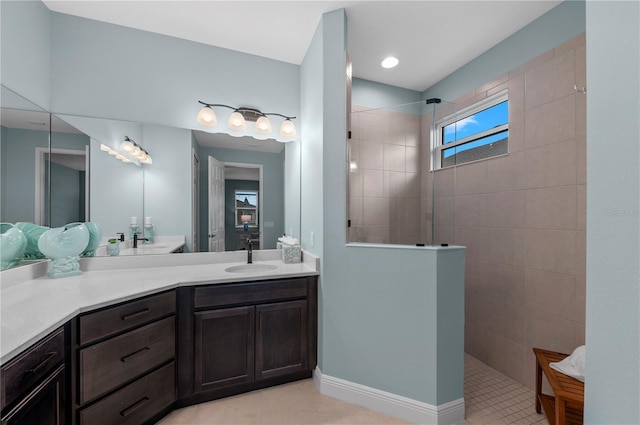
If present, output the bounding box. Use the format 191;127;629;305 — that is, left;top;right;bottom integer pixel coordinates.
2;273;317;424
178;276;318;405
72;290;176;425
1;327;68;425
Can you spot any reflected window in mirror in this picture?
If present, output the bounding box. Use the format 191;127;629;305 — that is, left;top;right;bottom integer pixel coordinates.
235;191;258;227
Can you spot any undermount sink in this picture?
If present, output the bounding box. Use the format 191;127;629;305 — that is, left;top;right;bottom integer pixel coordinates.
225;264;278;274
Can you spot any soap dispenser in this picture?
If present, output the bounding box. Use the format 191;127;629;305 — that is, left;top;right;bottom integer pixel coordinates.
129;216;139;241
143;217;154;244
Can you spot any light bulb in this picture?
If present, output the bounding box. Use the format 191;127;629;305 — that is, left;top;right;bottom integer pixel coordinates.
279;118;296;139
381;56;399;69
255;116;272;134
197;106;217;127
121;138;135;152
228;111;246;131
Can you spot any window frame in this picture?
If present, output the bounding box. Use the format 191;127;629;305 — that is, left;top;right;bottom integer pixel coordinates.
433;89;509;170
234;190;259;227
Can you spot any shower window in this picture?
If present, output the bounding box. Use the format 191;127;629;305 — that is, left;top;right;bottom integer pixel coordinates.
435;90;508;169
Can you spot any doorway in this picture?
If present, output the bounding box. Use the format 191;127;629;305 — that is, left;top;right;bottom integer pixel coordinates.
207;156;263;252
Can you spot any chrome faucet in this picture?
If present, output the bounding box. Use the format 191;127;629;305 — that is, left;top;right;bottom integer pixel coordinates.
133;233;148;248
247;238;253;264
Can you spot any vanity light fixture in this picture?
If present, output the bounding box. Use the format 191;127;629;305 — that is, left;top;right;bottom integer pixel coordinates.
196;101;297;141
120;137;153;165
100;137;152;166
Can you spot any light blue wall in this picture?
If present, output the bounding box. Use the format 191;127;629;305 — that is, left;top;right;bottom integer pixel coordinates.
57;114;145;238
0;0;51;109
50;162;83;227
196;146;284;252
585;2;640;424
300;17;325;258
284;140;301;241
0;127;48;223
301;10;466;408
0;127;88;224
423;0;586;101
143;124;193;251
352;78;422;114
50;12;299;142
89;138;144;239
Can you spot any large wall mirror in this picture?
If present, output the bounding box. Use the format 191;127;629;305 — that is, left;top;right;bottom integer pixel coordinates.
1;84;301;267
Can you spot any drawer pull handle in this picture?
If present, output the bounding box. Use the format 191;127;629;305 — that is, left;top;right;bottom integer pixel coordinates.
26;352;56;375
119;396;149;417
120;347;150;363
121;308;150;321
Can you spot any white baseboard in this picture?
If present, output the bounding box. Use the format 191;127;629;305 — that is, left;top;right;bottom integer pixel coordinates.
313;367;465;425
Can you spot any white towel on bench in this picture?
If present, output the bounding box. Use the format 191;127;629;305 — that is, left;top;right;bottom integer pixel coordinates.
550;345;585;382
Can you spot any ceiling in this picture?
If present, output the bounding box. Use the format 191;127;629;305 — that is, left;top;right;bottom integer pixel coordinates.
42;0;562;92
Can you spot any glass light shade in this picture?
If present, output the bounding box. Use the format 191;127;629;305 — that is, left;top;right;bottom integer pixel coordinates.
197;106;217;127
140;155;153;165
255;116;272;134
120;139;135;152
279;119;296;139
108;150;117;156
228;111;246;131
100;144;110;152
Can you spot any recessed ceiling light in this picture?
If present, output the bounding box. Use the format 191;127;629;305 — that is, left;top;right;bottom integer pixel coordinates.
381;56;399;69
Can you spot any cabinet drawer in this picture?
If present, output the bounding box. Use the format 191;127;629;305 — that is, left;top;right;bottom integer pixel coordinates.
79;291;175;345
79;361;175;425
1;327;65;411
195;278;307;309
79;317;175;404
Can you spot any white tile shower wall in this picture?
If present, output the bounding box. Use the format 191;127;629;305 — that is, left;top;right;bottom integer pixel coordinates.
349;106;423;245
425;33;587;389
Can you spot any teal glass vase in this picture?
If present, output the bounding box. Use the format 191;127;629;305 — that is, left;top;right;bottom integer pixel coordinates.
15;222;49;259
38;222;90;278
1;223;27;270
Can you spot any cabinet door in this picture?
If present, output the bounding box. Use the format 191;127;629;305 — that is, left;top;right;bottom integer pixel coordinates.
194;306;255;393
1;365;65;425
256;300;308;380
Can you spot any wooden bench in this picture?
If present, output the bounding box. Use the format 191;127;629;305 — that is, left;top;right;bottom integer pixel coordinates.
533;348;584;425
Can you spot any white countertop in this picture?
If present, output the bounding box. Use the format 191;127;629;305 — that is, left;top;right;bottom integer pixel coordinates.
94;235;186;256
0;250;319;365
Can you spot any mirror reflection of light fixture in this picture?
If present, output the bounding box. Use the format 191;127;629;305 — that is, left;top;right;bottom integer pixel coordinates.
197;101;296;141
101;137;153;166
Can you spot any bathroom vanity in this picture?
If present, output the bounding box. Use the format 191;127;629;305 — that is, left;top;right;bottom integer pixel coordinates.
0;251;319;425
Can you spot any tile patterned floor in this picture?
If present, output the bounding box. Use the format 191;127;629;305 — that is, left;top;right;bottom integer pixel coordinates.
464;355;547;425
158;354;547;425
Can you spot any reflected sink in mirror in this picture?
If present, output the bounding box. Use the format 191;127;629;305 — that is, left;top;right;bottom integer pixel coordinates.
225;264;278;274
